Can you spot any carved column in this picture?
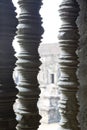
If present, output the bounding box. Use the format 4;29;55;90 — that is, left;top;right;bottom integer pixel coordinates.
58;0;80;130
0;0;18;130
13;0;44;130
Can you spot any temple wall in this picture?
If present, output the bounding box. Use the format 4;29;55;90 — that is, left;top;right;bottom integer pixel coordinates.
77;0;87;130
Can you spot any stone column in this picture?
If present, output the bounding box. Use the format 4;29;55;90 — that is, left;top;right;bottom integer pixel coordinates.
58;0;81;130
13;0;43;130
0;0;18;130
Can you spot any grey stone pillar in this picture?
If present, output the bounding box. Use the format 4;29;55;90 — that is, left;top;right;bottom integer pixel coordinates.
0;0;18;130
58;0;81;130
13;0;44;130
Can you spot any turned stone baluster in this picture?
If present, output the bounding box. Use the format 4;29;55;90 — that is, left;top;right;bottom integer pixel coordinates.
58;0;81;130
13;0;44;130
0;0;18;130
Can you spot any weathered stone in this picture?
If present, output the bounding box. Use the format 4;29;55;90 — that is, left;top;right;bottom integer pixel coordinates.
38;84;60;124
0;0;18;130
57;0;81;130
38;43;59;85
13;0;44;130
77;0;87;130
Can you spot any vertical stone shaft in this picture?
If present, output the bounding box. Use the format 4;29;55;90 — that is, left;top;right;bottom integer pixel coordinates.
13;0;44;130
0;0;18;130
58;0;80;130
